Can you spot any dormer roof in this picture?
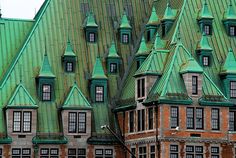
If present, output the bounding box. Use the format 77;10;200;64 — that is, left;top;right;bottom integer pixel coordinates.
135;36;149;57
92;58;107;79
147;6;159;25
162;3;176;21
39;53;55;78
63;39;76;57
198;1;214;20
108;41;120;58
223;1;236;21
119;12;132;29
220;49;236;75
180;57;203;74
197;33;213;51
85;12;98;27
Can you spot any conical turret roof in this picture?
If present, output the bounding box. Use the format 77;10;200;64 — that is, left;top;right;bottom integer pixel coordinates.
92;58;107;79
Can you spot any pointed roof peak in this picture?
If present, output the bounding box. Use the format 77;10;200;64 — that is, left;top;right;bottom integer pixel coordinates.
163;2;176;20
147;6;159;25
85;12;98;27
220;48;236;75
39;53;55;78
223;0;236;20
136;36;149;57
7;83;38;109
64;38;76;57
197;33;212;51
153;32;165;50
180;57;203;74
120;11;132;29
198;0;213;19
62;83;92;110
108;41;120;58
92;58;107;79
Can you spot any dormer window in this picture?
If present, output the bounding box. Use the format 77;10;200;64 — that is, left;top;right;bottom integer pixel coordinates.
230;26;236;36
119;12;132;44
89;32;96;42
68;112;86;133
192;76;198;95
66;62;74;72
137;78;145;99
204;25;211;35
13;111;31;133
122;34;129;44
95;86;104;102
42;84;51;101
84;12;98;43
202;56;209;66
110;63;117;73
230;81;236;98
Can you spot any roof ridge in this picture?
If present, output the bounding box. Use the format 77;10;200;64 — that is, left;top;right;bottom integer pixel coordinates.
0;0;51;89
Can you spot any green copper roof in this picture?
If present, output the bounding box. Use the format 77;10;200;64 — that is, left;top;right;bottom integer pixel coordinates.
108;41;120;58
147;6;159;25
119;12;132;29
134;50;167;76
198;1;214;19
39;53;55;78
62;82;92;110
162;3;176;20
220;49;236;75
180;57;203;74
197;33;213;51
85;12;98;27
92;58;107;79
135;36;149;57
153;33;166;50
64;39;76;57
223;1;236;20
7;82;38;109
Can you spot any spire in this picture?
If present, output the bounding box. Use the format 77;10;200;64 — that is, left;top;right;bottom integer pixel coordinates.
198;0;213;19
85;12;98;27
223;0;236;20
153;32;165;50
64;39;76;57
119;11;132;29
39;53;55;78
180;57;203;74
197;33;212;51
108;41;120;58
220;48;236;75
147;6;159;25
163;3;175;20
92;58;107;79
136;36;149;57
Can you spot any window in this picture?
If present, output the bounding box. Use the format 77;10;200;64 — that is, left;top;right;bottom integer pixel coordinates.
186;107;204;130
66;62;74;72
122;34;129;44
138;146;146;158
131;148;136;158
229;111;236;131
204;25;211;35
229;26;236;36
137;78;145;98
95;86;104;102
68;148;86;158
13;111;32;133
192;76;198;95
170;145;178;158
148;108;154;130
68;112;86;133
162;24;166;37
129;111;134;133
110;63;118;73
186;145;203;158
89;33;95;42
137;109;145;131
12;148;31;158
230;81;236;98
203;56;209;66
42;84;51;101
150;145;155;158
171;107;179;128
147;30;151;41
211;147;219;158
95;149;113;158
211;108;220;130
40;148;59;158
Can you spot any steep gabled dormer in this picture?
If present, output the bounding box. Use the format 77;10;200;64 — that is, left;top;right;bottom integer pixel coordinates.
36;53;55;101
134;50;162;101
196;33;213;66
222;1;236;36
161;3;176;36
61;82;92;137
180;57;203;97
106;41;121;74
220;49;236;99
197;1;214;35
153;32;166;50
84;12;98;43
90;58;108;102
62;39;76;73
119;12;132;44
135;36;149;69
6;83;38;136
146;6;159;41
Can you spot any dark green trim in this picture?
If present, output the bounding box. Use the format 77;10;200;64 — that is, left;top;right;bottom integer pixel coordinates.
87;136;119;145
61;107;92;110
113;104;136;112
32;136;68;144
6;106;38;109
199;99;234;107
0;137;12;144
144;98;192;105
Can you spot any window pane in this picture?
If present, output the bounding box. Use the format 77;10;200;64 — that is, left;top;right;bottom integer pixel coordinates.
50;148;58;155
40;148;49;155
89;33;95;42
122;34;129;43
196;108;203;129
42;85;51;101
230;81;236;98
23;112;31;132
95;86;104;102
171;107;178;128
12;149;21;155
68;149;76;155
66;62;73;72
203;56;209;66
148;108;153;130
78;113;86;133
229;111;236;131
68;112;77;133
110;63;117;73
186;108;194;129
13;112;21;132
129;111;134;132
192;76;198;95
211;109;219;130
